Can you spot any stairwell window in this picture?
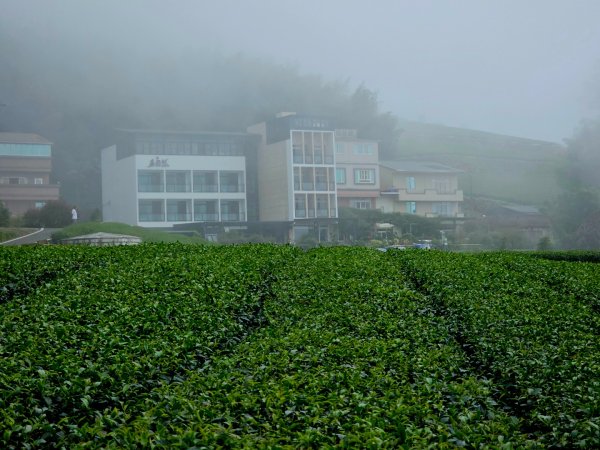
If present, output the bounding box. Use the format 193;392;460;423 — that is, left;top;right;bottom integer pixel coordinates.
354;169;375;184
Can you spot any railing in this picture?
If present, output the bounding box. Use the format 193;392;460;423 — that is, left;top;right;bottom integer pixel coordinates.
166;184;191;192
220;184;244;193
194;213;218;221
315;182;327;191
316;209;329;218
138;184;164;193
221;213;243;221
381;188;464;202
193;184;218;192
167;213;192;222
139;213;165;222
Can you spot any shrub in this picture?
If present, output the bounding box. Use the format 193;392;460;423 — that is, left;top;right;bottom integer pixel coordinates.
23;200;72;227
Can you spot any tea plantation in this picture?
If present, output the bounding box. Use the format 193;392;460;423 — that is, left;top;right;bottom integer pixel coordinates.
1;244;598;448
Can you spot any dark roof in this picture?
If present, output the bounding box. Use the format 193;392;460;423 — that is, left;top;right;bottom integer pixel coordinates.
116;128;257;138
379;160;463;173
0;133;52;145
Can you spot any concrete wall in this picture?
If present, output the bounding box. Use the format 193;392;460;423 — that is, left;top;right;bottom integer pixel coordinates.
101;145;138;225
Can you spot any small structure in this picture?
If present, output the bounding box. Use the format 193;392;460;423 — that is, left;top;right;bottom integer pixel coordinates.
61;232;141;246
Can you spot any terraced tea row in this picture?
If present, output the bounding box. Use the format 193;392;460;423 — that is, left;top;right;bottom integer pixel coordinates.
0;244;299;448
102;247;531;448
394;250;600;448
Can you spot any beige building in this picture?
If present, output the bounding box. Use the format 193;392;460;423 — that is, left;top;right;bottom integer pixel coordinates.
248;113;337;242
379;160;464;217
334;129;380;210
0;133;59;216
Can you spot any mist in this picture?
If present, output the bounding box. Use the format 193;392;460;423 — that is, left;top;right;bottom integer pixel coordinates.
3;0;600;142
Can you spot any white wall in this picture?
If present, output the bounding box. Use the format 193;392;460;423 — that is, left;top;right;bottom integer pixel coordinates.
101;146;138;225
101;149;247;227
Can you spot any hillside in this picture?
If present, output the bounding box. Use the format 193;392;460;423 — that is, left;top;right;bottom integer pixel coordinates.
388;120;567;205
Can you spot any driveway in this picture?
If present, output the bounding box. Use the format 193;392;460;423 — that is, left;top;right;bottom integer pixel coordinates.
1;228;60;246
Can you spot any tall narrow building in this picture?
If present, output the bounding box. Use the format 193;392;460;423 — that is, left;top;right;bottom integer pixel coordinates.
248;113;337;243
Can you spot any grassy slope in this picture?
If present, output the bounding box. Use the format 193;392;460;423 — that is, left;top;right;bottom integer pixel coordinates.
389;120;566;205
50;222;207;244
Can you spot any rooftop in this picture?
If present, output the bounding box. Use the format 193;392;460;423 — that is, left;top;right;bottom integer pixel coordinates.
379;160;463;174
0;133;52;145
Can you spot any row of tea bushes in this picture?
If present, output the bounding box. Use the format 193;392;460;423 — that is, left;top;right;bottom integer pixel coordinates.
0;244;299;448
394;250;600;447
104;247;532;448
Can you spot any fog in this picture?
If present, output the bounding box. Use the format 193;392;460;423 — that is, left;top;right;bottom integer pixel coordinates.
2;0;600;142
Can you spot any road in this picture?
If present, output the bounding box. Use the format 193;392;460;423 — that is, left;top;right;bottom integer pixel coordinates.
0;228;60;246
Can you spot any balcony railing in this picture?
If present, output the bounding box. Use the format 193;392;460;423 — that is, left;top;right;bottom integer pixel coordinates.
194;184;218;192
167;213;192;222
194;213;218;221
221;213;243;221
381;188;464;202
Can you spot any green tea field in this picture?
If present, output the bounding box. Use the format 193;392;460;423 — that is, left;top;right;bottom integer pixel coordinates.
1;244;598;448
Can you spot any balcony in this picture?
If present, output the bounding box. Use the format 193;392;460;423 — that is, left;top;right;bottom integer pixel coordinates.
0;183;60;201
381;188;463;202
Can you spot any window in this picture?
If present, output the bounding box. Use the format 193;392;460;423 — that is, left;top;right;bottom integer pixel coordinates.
301;167;314;191
406;201;416;214
316;194;329;218
335;143;344;154
194;200;218;221
315;168;327;191
350;199;371;209
433;178;451;194
220;200;245;221
1;177;26;185
352;143;374;155
354;168;375;184
193;171;218;192
294;194;306;218
406;176;416;191
0;143;51;157
139;199;165;222
166;199;191;222
219;171;244;193
166;171;191;192
432;202;453;217
293;144;303;163
335;168;346;184
34;178;44;185
294;167;301;190
138;170;164;192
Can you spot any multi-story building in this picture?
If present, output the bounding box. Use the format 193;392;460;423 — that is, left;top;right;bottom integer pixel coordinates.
248;113;337;242
101;129;259;227
0;132;60;216
379;160;464;217
334;129;380;210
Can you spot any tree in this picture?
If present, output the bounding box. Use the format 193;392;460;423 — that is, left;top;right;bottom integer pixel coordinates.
551;113;600;249
0;201;9;226
23;200;72;228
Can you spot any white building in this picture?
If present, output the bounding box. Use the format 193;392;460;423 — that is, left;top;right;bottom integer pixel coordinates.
101;129;258;227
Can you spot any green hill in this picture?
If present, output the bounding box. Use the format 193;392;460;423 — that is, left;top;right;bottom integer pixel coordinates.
389;120;566;205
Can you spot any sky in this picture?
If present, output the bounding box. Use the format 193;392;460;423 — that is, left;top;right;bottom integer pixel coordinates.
3;0;600;143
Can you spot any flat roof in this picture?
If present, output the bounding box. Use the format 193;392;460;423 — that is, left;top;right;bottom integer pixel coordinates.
116;128;257;138
379;160;463;174
0;133;52;145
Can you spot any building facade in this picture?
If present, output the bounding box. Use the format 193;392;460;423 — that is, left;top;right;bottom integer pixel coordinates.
379;160;464;217
0;133;60;216
248;113;337;242
334;129;380;210
101;129;259;227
